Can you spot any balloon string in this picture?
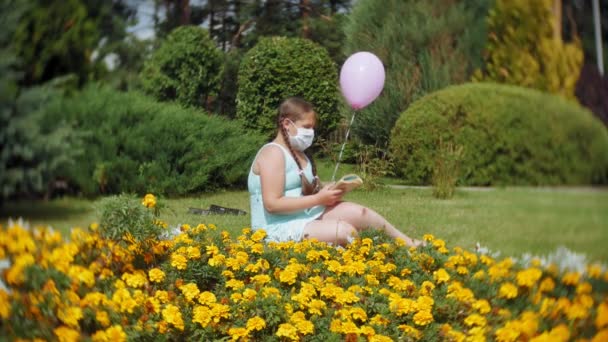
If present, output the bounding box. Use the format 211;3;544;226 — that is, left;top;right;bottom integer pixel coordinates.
332;110;357;182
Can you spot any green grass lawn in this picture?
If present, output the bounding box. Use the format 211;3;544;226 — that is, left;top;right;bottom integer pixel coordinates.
2;186;607;263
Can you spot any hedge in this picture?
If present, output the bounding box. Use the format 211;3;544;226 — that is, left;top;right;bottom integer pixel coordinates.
236;37;339;139
389;83;608;186
41;84;265;196
140;26;224;109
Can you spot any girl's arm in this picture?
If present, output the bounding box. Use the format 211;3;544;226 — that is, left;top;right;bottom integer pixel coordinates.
257;146;341;214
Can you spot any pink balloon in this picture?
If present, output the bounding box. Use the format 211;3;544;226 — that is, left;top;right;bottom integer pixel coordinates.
339;52;385;110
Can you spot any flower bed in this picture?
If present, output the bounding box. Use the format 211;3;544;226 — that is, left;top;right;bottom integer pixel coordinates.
1;197;607;341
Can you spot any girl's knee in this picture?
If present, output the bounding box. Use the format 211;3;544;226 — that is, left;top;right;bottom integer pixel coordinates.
336;221;357;245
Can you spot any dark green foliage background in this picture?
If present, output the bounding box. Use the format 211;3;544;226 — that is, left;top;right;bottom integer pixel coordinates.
42;84;265;196
390;83;608;186
344;0;492;147
236;37;340;139
140;26;224;109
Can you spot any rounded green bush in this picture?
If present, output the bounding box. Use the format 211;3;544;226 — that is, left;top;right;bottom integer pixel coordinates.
140;26;223;108
236;37;339;139
389;83;608;185
42;84;265;196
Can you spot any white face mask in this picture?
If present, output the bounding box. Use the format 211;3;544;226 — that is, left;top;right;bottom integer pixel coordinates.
287;119;315;151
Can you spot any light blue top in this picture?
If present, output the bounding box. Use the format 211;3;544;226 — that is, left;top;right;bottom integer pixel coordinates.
248;143;325;242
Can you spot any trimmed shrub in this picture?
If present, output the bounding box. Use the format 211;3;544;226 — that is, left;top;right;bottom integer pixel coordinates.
390;83;608;186
236;37;339;139
42;84;265;196
140;26;224;109
344;0;491;147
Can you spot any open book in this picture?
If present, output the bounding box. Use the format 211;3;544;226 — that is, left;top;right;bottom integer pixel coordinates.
329;174;363;193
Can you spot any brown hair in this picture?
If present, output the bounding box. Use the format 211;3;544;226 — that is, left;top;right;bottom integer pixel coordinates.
277;97;320;195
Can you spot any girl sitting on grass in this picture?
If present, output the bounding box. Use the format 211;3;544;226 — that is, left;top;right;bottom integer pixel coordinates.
248;97;423;247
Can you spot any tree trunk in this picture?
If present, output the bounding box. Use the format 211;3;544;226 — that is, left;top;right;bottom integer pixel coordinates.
301;0;311;38
553;0;562;41
181;0;191;25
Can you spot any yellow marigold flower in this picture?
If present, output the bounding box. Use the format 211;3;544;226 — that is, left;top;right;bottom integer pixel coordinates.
499;282;518;299
456;266;469;275
549;324;570;341
246;316;266;332
105;325;127;342
576;282;592;295
82;292;106;308
473;270;486;280
495;321;520;342
480;255;494;266
170;253;187;270
192;305;212;327
415;296;434;312
370;335;393;342
349;307;368;322
243;288;257;301
262;287;281;298
179;283;200;302
251;243;264;254
365;274;380;286
473;299;491;314
592;329;608;342
68;265;95;287
465;313;487;327
6;253;35;285
516;268;543;288
155;290;169;303
226;279;245;290
251;274;271;286
230;292;243;303
413;310;433;326
148;268;165;283
370;314;389;327
228;327;249;341
0;290;11;319
186;246;201;259
399;324;421;339
587;264;603;278
539;277;555;293
251;229;266;242
519;311;539;336
423;234;434;242
122;271;147;288
596;302;608;329
561;271;580;286
279;268;298;285
206;244;219;256
112;288;137;313
578;294;594;309
433;268;450;284
91;330;107;342
142;193;156;208
276;323;299;341
58;306;83;328
566;302;588;320
307;299;326;316
54;326;80;342
162;304;184;331
290;311;314;335
210;303;231;322
95;310;110;327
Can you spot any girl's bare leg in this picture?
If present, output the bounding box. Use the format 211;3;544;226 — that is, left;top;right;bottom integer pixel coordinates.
301;219;358;246
319;202;423;247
